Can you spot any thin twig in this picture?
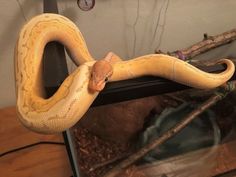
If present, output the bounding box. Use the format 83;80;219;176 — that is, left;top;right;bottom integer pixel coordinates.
154;0;170;50
16;0;27;21
102;81;236;177
151;0;166;46
132;0;140;57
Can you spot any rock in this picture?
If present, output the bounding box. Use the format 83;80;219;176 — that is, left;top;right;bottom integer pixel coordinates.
79;96;163;143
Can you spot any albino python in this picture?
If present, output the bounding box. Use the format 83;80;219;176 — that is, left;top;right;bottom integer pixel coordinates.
15;13;235;134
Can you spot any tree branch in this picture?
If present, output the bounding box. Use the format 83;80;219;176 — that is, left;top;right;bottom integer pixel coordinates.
155;29;236;60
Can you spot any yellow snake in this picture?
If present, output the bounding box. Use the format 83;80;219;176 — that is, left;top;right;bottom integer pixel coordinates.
15;13;235;134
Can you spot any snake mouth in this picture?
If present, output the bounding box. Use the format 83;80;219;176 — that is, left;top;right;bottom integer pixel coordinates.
89;70;113;92
89;80;106;92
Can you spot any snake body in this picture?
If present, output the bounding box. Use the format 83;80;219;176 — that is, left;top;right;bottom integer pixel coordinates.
15;13;235;134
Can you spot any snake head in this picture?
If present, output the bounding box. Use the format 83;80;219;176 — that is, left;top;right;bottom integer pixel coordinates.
89;56;113;92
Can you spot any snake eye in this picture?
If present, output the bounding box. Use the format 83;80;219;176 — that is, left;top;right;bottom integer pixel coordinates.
105;77;108;82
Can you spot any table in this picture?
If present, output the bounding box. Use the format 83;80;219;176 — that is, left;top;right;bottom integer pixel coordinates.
0;107;72;177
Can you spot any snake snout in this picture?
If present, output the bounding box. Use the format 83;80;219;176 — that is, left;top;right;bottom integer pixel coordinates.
88;80;106;92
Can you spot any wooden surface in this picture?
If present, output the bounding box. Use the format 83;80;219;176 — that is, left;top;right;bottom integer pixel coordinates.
0;107;72;177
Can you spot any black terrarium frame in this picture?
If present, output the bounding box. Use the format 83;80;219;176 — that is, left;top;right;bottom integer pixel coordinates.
43;1;236;177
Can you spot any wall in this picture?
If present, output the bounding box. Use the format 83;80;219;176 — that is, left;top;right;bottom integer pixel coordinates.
1;0;236;107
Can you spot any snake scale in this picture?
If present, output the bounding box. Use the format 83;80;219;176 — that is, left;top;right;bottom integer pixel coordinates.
15;13;235;134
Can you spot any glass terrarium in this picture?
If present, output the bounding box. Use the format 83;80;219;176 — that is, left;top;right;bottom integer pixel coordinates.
65;71;236;177
41;1;236;177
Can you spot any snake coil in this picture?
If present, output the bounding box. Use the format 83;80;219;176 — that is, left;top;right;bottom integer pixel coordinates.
15;14;235;134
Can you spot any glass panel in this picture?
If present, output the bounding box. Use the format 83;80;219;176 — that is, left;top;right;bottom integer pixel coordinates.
69;89;236;177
